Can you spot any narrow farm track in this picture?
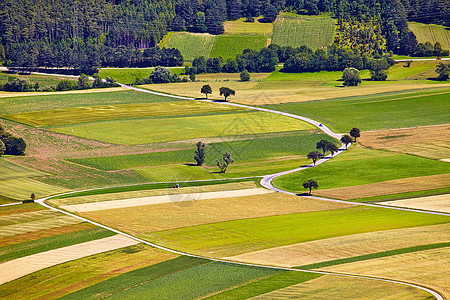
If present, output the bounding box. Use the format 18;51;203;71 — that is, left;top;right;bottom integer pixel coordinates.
22;82;446;299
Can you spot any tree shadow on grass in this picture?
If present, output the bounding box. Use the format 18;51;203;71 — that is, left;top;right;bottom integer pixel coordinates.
184;163;198;166
296;192;310;196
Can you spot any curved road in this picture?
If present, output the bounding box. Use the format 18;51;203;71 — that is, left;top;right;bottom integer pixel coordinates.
28;83;447;299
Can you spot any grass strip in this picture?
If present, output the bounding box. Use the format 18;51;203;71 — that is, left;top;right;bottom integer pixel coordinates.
351;187;450;203
61;256;210;299
297;242;450;270
0;226;114;262
51;178;257;200
205;271;321;299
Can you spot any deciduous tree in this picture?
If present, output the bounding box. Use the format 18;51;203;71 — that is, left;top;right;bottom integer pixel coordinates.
342;67;361;86
303;179;318;195
194;141;206;165
201;84;212;98
219;87;235;101
307;151;320;166
350;128;361;142
340;135;352;149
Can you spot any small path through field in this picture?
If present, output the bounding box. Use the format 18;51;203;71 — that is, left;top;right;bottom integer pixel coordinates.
18;78;447;299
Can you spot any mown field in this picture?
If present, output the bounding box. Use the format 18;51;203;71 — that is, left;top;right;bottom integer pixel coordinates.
224;17;274;35
0;71;78;88
142;205;449;257
272;13;335;49
409;22;450;51
264;87;450;132
273;146;450;194
210;34;269;60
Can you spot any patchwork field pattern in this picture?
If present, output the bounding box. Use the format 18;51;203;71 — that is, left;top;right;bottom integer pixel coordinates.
380;194;450;213
224;17;274;35
226;223;450;267
323;247;450;299
274;146;450;195
0;244;177;299
141;206;449;257
272;14;335;49
359;124;450;160
252;275;432;299
77;192;354;234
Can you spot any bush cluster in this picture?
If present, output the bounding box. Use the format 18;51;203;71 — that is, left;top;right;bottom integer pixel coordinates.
0;125;26;156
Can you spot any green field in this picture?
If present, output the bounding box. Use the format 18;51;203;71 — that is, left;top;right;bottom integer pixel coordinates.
264;88;450;132
387;60;442;80
3;100;246;127
98;68;185;85
51;111;315;145
164;32;216;61
409;22;450;51
0;90;175;115
272;13;335;49
274;147;450;193
142;206;450;257
210;35;269;60
70;132;334;170
62;256;282;300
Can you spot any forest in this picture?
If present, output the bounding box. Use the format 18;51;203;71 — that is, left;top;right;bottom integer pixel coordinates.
0;0;449;73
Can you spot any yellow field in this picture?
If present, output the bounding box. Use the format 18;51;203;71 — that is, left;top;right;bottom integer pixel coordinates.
359;124;450;160
254;275;432;299
0;87;126;98
226;223;450;267
49;182;257;207
323;247;450;299
315;173;450;200
146;81;450;105
380;194;450;213
79;192;354;234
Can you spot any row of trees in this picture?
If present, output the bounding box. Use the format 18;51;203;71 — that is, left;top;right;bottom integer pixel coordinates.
0;125;26;156
200;85;236;101
0;74;119;92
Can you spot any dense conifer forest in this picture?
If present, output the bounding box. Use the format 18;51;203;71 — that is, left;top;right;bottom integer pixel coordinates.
0;0;448;73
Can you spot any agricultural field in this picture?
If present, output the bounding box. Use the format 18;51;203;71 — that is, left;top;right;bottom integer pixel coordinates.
273;146;450;196
209;34;269;60
141;206;449;257
272;13;335;49
164;32;216;61
409;22;450;51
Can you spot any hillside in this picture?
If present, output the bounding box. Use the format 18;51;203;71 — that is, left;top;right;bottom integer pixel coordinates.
409;22;450;52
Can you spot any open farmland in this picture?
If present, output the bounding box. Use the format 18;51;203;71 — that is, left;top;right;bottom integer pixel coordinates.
227;223;450;267
209;35;269;60
272;13;335;49
0;71;78;88
252;275;432;299
0;244;177;300
264;87;450;132
323;247;450;299
51;111;315;145
142;206;449;257
75;192;354;234
99;67;185;85
380;194;450;214
358;124;450;160
224;17;274;35
409;22;450;51
273;146;450;195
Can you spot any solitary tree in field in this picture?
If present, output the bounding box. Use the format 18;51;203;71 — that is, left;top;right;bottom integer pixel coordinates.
201;84;212;99
194;141;206;166
349;128;361;142
216;152;234;173
340;135;353;149
303;179;319;195
30;193;36;201
342;67;361;86
219;87;235;101
307;151;320;166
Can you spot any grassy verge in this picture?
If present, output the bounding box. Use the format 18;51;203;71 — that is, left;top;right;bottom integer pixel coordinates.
142;206;450;257
298;242;450;269
0;226;114;262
